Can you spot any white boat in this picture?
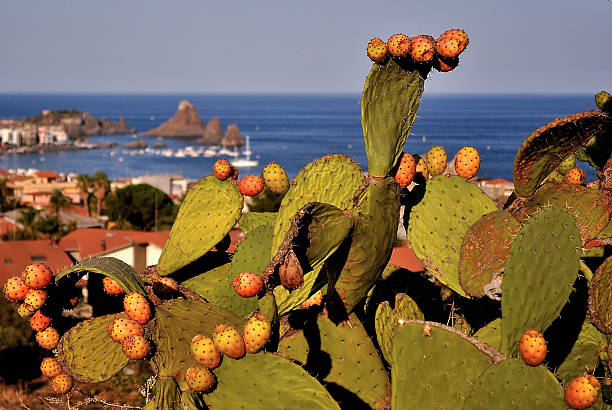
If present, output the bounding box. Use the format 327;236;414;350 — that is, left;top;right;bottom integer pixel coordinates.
232;135;258;168
219;147;239;157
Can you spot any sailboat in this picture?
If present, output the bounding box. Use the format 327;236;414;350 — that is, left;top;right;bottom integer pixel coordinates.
231;135;258;168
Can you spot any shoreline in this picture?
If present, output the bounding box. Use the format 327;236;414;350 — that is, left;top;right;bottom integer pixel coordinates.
0;142;119;155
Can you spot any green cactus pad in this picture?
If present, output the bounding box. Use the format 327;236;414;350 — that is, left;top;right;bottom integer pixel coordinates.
557;319;607;383
149;299;246;378
501;207;581;355
588;255;612;333
158;176;243;275
375;293;424;364
464;358;566;408
406;175;498;297
278;313;390;409
513;110;607;197
391;321;502;410
361;59;424;177
57;313;129;383
180;262;231;300
55;256;147;296
208;225;273;317
239;211;277;233
473;318;502;351
271;154;364;256
205;352;340;409
458;210;521;298
143;379;182;410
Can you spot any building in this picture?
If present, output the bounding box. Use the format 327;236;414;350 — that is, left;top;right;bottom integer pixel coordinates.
0;240;74;284
0;128;20;145
5;171;81;205
131;174;190;202
477;178;514;203
38;125;69;144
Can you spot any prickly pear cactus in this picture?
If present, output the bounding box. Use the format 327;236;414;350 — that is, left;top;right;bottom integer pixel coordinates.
407;175;498;297
375;293;423;364
589;255;612;334
557;318;607;383
157;176;243;275
180;261;231;301
501;206;581;355
239;211;277;233
473;318;502;351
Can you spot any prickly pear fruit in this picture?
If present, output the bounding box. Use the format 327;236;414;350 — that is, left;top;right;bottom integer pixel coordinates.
213;159;232;180
595;91;611;111
564;168;586;185
426;146;447;176
190;334;221;369
30;309;52;332
243;313;272;354
262;162;290;195
3;276;30;302
239;175;264;196
278;249;304;290
50;373;73;395
40;357;63;378
386;34;411;58
107;317;145;343
24;289;46;310
301;290;324;309
123;292;151;324
558;154;576;175
152;277;179;297
394;153;416;188
564;374;600;409
438;29;469;53
366;38;388;64
519;329;547;366
103;276;124;295
454;146;480;179
185;365;216;392
410;35;435;62
415;155;429;180
435;37;461;58
22;263;53;289
212;324;245;359
121;334;151;360
36;327;60;350
17;303;35;318
232;271;264;298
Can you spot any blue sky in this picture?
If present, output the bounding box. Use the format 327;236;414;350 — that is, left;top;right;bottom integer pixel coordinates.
1;0;610;94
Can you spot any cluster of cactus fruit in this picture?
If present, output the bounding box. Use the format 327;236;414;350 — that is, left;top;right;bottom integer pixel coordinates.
2;29;612;409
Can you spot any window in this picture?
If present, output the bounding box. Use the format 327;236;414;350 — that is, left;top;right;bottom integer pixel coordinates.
30;255;46;262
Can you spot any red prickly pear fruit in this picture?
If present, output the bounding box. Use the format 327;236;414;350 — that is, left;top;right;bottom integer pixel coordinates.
107;317;145;343
190;334;221;369
557;154;576;175
394;153;416;188
18;303;36;318
40;357;63;378
50;373;73;395
30;309;52;332
564;168;586;185
435;37;461;58
232;272;264;298
238;175;264;196
121;334;151;360
230;165;239;181
386;34;411;58
103;277;124;295
22;263;53;289
415;155;429;180
426;146;447;177
185;365;216;392
454;146;480;179
433;56;459;72
3;276;30;302
366;38;388;64
564;374;600;409
36;327;60;350
212;324;245;359
152;277;179;297
24;289;47;310
409;35;435;62
123;292;151;324
213;159;232;180
262;162;290;195
518;329;547;366
243;313;272;354
438;29;469;53
301;289;324;309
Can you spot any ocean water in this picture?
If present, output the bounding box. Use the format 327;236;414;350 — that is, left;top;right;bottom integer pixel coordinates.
0;94;596;181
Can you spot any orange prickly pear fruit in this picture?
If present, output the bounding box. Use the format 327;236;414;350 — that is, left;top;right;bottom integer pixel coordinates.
185;365;216;392
212;324;246;359
387;34;411;58
426;146;447;176
564;374;600;409
213;159;232;180
415;155;429;180
22;263;53;289
243;313;272;354
123;292;151;324
3;276;30;302
410;35;435;62
262;162;290;195
232;272;264;298
191;334;221;369
40;357;63;378
50;373;73;395
36;327;60;350
518;329;547;366
301;289;324;309
454;147;480;179
107;317;145;343
564;168;586;185
438;29;469;53
367;38;388;64
239;175;264;196
394;153;416;188
103;276;124;295
435;37;461;58
24;289;47;310
30;309;52;332
121;334;151;360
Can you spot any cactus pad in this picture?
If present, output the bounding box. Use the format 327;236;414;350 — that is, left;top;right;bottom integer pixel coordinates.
588;255;612;333
278;313;390;408
180;262;231;301
557;319;607;383
473;318;502;351
501;207;581;355
57;314;129;383
158;176;243;275
513;110;607;197
239;211;277;233
361;58;424;176
407;175;498;297
391;321;501;409
458;210;521;298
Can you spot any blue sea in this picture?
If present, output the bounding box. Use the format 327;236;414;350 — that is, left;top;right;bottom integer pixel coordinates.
0;94;597;181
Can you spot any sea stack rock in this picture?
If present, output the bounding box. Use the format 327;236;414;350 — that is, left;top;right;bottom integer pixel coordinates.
142;100;206;137
196;117;224;145
222;124;244;147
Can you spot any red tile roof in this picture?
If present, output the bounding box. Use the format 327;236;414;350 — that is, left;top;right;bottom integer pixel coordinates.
483;178;513;185
60;228;170;258
34;171;58;179
0;218;18;235
0;240;74;284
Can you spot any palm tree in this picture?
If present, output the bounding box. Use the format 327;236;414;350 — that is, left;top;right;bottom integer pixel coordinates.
49;189;72;217
76;174;92;216
17;207;40;237
92;171;110;218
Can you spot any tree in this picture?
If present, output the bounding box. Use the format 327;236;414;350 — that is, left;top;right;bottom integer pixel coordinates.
16;207;40;237
76;174;92;216
103;184;177;231
49;190;72;217
91;171;110;218
0;178;18;212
